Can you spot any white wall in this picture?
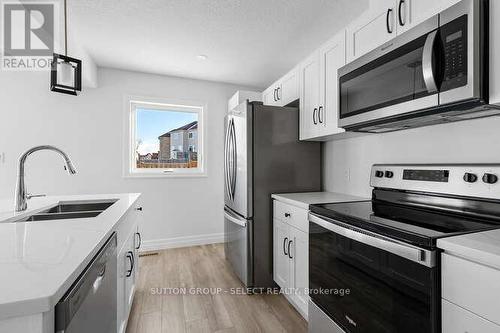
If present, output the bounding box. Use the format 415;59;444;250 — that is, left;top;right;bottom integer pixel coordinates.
323;116;500;198
0;68;253;249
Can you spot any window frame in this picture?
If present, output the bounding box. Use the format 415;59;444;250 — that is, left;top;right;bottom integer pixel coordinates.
123;95;207;178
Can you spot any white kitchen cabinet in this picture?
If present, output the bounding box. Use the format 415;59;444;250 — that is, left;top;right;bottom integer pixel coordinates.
289;226;308;316
262;67;299;107
262;86;278;106
273;218;291;289
348;0;462;61
441;253;500;332
346;0;396;62
299;51;320;140
397;0;460;33
317;31;346;138
442;299;500;333
300;31;346;141
273;199;309;320
117;207;141;333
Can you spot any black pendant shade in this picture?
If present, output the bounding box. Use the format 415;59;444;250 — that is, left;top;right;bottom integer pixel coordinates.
50;53;82;96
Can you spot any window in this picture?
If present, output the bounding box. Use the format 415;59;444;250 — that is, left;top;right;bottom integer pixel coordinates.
124;96;205;177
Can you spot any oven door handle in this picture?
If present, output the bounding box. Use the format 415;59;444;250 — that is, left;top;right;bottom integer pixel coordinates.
422;30;439;93
309;213;435;267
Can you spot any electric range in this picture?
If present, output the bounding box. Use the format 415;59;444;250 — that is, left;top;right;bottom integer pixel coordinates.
308;164;500;333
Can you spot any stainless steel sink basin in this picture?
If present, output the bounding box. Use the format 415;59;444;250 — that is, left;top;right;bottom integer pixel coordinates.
14;199;118;222
42;201;116;214
18;211;103;222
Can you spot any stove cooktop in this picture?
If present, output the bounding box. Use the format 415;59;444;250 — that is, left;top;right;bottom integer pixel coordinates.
310;200;500;248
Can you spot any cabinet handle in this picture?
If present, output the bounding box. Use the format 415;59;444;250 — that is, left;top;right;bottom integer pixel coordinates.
135;232;142;250
284;212;291;218
288;240;293;259
318;106;324;124
126;251;134;277
283;237;288;256
386;8;393;34
313;108;318;125
273;88;277;102
276;87;281;101
135;207;143;211
398;0;406;26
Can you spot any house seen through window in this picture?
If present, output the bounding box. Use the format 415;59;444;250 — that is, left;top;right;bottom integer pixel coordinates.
128;99;204;175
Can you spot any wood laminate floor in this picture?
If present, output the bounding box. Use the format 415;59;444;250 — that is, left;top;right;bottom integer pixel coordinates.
126;243;307;333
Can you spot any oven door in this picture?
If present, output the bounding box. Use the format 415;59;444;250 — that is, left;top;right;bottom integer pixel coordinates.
309;213;439;333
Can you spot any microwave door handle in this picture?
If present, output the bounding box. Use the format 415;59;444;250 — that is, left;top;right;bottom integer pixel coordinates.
422;30;438;93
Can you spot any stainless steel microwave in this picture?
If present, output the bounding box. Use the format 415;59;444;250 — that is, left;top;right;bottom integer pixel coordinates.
338;0;499;133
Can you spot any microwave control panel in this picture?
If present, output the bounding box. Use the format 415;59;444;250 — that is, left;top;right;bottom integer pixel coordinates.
440;14;468;92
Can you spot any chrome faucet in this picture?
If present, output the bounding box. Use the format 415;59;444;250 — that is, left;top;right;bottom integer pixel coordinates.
15;145;77;212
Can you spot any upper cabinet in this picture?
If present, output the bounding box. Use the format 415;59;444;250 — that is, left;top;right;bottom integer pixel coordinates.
347;0;460;62
346;0;396;62
262;67;299;107
300;31;346;141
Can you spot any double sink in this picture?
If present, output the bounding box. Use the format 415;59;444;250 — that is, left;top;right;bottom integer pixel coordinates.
15;200;117;222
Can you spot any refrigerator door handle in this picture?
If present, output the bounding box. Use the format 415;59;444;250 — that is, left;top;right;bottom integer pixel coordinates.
230;119;237;200
224;118;232;199
224;210;247;228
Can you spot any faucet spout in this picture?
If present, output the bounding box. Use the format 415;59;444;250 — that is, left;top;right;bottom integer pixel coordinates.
15;145;77;212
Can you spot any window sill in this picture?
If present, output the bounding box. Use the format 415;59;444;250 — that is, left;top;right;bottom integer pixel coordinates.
123;172;208;179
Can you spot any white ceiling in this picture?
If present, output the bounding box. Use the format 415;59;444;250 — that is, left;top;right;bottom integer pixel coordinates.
69;0;368;89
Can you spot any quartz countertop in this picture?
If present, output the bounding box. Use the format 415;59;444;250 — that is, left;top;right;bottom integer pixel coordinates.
271;191;368;209
437;228;500;270
0;193;140;320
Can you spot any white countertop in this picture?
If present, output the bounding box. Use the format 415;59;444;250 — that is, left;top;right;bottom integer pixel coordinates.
438;229;500;270
271;191;369;209
0;193;140;320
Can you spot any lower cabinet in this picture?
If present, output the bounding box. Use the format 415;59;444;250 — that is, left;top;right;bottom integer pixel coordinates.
441;253;500;332
273;200;309;320
117;208;142;333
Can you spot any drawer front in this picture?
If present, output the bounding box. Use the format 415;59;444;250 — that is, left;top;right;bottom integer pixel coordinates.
273;200;308;233
442;299;500;333
442;253;500;325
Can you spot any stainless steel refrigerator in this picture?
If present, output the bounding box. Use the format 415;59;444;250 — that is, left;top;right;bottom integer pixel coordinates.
224;101;321;288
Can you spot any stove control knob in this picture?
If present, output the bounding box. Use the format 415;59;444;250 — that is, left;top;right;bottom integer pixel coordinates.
385;171;394;178
375;170;384;178
463;173;478;183
482;173;498;184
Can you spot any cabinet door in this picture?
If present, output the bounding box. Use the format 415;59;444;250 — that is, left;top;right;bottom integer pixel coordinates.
318;31;346;138
346;0;396;61
289;226;309;318
299;52;320;140
117;246;126;333
397;0;457;33
273;218;290;289
262;86;277;106
279;69;298;106
124;231;137;316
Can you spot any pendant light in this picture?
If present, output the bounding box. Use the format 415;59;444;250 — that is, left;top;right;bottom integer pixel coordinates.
50;0;82;95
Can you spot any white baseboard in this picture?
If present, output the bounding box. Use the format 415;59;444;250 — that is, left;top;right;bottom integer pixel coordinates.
140;232;224;252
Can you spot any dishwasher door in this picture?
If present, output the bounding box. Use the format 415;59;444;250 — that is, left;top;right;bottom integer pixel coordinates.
55;233;117;333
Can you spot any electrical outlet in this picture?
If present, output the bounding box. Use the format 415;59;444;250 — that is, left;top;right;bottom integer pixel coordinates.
345;168;351;182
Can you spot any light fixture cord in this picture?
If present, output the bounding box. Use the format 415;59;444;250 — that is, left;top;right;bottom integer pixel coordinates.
64;0;68;56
